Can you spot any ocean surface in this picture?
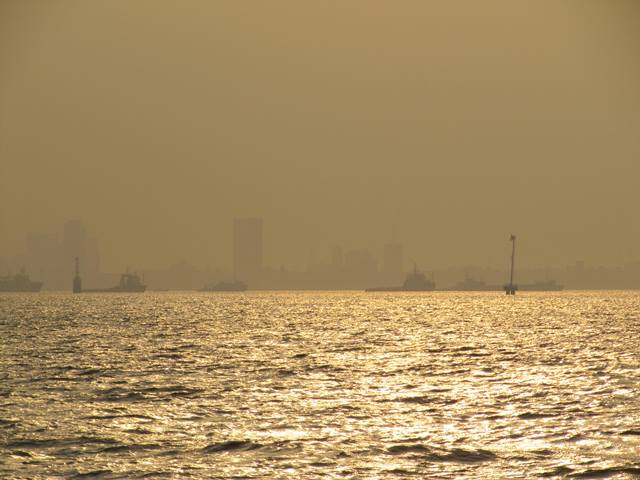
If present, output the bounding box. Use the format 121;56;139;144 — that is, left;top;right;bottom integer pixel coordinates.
1;291;640;479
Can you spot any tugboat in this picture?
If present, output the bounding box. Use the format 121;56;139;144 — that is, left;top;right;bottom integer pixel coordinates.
73;257;146;293
366;265;435;292
200;280;248;292
0;269;43;292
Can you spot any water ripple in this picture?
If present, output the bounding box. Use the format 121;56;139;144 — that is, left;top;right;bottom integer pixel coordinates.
2;291;640;478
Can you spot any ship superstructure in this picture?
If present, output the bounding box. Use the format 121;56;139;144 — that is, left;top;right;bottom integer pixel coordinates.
0;269;43;292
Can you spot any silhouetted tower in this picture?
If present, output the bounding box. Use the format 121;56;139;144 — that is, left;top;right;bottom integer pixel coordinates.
504;234;517;295
233;217;263;283
73;257;82;293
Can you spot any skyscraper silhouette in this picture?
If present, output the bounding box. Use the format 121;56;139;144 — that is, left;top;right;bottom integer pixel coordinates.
62;220;99;284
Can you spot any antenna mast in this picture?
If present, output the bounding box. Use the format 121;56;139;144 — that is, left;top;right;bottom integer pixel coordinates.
509;235;516;287
504;235;517;295
73;257;82;293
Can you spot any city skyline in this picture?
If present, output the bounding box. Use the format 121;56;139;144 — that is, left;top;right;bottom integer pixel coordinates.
4;216;640;291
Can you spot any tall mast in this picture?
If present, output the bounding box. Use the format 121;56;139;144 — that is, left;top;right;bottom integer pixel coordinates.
504;234;517;295
509;234;516;287
73;257;82;293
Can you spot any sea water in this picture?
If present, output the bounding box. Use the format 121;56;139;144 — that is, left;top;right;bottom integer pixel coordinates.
1;291;640;479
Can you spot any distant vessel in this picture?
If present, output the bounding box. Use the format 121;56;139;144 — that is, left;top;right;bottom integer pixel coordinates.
0;270;43;292
366;265;435;292
200;280;248;292
73;258;146;293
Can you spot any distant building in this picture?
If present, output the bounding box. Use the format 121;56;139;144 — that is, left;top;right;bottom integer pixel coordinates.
62;220;99;284
25;232;60;285
233;217;263;283
344;248;377;283
382;243;403;281
63;220;87;261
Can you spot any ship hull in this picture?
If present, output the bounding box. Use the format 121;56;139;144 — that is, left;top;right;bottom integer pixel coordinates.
365;286;435;292
0;282;43;293
442;287;500;292
78;286;147;293
443;283;501;291
73;269;147;293
366;268;435;292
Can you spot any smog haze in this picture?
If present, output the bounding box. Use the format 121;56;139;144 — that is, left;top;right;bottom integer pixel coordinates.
1;0;639;276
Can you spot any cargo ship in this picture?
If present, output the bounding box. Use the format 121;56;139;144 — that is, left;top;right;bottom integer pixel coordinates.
200;280;248;292
73;258;146;293
366;265;435;292
0;270;43;292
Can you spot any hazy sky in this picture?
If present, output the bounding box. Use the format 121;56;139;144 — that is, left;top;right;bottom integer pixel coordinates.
1;1;639;271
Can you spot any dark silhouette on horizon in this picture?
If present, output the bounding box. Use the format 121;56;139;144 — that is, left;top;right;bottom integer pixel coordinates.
0;269;43;292
366;265;436;292
0;217;619;293
504;235;518;295
73;257;146;293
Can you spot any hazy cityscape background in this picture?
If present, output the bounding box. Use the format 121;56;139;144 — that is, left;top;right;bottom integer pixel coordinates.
1;1;640;289
2;217;640;291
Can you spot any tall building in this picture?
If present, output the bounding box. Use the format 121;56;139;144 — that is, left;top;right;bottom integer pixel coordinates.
62;220;99;284
233;217;263;283
63;220;87;261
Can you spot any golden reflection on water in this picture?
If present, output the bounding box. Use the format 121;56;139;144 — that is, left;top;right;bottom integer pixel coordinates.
1;291;640;478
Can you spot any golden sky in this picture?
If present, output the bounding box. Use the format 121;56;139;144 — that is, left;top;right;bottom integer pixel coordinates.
1;1;639;270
